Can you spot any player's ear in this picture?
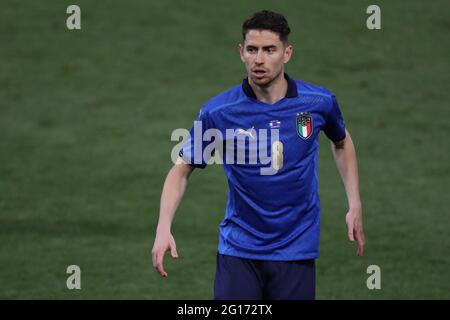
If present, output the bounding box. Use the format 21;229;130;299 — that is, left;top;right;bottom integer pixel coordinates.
283;44;293;64
238;43;245;63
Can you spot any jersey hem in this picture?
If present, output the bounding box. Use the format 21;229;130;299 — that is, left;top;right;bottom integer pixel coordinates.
217;248;319;261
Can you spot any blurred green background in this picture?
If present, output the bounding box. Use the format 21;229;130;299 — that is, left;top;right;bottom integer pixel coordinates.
1;0;449;299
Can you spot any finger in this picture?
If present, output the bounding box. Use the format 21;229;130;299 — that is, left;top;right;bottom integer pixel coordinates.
156;252;168;277
357;240;364;256
170;245;179;259
347;219;355;242
157;263;168;277
153;251;160;270
356;231;364;256
169;238;179;258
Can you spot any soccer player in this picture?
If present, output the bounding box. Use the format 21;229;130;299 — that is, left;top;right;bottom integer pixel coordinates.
151;10;364;300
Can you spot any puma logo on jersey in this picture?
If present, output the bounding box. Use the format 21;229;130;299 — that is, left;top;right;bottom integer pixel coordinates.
237;126;255;139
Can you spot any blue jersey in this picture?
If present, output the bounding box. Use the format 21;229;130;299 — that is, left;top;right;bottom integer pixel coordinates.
180;74;346;261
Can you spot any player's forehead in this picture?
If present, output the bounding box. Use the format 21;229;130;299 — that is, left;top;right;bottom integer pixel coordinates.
243;29;283;47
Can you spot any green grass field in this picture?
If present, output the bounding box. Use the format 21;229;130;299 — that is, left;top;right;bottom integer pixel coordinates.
1;0;449;299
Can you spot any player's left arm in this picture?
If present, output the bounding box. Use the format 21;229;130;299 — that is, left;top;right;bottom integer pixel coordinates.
331;128;365;256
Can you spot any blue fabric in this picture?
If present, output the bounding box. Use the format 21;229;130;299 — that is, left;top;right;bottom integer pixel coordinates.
180;76;346;261
214;253;316;300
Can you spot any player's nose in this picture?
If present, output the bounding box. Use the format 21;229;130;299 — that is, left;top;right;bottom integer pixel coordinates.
255;49;264;64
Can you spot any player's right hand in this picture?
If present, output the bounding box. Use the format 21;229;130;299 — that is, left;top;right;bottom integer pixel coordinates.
151;231;179;277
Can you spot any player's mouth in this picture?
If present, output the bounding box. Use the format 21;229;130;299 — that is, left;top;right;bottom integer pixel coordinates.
252;68;268;79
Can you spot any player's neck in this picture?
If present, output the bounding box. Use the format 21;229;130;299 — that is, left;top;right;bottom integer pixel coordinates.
248;72;288;105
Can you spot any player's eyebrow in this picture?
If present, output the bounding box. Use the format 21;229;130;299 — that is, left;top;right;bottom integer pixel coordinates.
246;44;278;50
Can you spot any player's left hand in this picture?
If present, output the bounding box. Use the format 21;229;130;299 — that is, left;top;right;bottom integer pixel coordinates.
345;208;364;256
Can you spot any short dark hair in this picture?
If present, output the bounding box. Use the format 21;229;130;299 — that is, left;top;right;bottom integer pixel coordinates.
242;10;291;44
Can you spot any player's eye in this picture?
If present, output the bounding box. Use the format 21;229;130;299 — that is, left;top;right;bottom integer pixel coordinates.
246;47;257;53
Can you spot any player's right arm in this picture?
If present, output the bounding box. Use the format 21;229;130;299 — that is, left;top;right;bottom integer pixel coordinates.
151;156;195;277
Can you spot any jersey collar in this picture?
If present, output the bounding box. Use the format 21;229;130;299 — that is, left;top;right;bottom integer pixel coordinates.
242;73;298;100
